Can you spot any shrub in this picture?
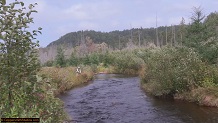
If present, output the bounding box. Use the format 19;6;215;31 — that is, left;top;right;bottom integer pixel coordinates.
141;46;218;96
112;51;144;74
43;60;55;67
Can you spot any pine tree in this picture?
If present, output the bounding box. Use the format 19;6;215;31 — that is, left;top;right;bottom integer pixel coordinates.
185;7;218;63
185;7;208;48
55;46;66;67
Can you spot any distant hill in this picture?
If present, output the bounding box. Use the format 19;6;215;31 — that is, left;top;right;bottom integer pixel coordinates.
38;26;182;64
47;29;156;49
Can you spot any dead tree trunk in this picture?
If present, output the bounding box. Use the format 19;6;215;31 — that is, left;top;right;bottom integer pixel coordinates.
166;26;168;45
156;14;159;47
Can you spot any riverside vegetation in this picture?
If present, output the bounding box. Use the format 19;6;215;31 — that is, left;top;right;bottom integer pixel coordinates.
1;0;218;123
45;7;218;108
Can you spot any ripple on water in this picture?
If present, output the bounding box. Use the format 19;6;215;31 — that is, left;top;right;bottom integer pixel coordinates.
59;74;218;123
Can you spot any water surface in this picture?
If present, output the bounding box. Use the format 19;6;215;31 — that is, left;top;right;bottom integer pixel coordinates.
59;74;218;123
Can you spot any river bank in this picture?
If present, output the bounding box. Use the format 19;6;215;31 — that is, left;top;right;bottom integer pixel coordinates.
38;66;95;122
59;73;218;123
40;66;218;108
141;80;218;107
39;61;218;120
38;64;218;122
39;66;95;96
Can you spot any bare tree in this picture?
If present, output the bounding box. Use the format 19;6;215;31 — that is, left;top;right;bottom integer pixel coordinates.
138;28;142;47
119;35;121;50
156;14;159;47
171;25;173;46
173;25;177;46
179;17;185;46
166;26;168;45
130;24;133;43
127;24;135;49
79;30;87;56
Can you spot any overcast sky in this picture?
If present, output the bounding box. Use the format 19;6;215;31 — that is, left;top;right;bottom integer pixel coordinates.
8;0;218;47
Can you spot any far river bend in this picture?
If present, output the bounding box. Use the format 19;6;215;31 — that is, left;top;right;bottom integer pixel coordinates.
58;74;218;123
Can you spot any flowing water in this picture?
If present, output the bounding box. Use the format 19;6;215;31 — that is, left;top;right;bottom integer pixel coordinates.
59;74;218;123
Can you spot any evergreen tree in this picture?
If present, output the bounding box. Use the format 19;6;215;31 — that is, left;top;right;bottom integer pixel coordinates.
69;51;79;66
185;7;218;63
185;7;208;47
55;46;66;67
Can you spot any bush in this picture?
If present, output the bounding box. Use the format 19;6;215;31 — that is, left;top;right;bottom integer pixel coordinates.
43;60;55;67
112;51;144;74
141;46;218;96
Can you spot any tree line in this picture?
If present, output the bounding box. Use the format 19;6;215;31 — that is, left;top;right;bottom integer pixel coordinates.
47;9;218;52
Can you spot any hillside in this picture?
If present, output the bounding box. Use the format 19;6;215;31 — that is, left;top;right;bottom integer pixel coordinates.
38;11;218;64
38;26;180;64
46;27;182;49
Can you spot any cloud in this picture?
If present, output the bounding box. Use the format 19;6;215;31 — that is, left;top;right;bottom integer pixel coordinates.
63;1;121;21
64;4;91;20
79;22;98;30
3;0;218;47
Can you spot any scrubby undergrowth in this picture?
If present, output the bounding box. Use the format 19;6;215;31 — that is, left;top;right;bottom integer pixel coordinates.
174;87;218;107
139;46;218;107
39;66;94;96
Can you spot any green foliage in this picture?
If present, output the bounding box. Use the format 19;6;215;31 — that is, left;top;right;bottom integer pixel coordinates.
0;0;41;117
34;75;68;123
55;46;66;67
142;47;218;96
46;27;175;50
88;53;99;65
101;51;115;66
132;48;154;62
184;7;218;64
204;12;218;36
43;60;54;67
82;55;91;65
68;51;79;66
0;1;67;122
185;7;207;47
112;50;144;74
66;52;115;67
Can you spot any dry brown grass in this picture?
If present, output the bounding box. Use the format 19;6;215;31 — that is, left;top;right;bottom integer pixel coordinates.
174;87;218;107
39;66;94;96
97;65;116;74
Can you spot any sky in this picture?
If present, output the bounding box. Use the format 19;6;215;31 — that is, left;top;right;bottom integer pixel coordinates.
7;0;218;47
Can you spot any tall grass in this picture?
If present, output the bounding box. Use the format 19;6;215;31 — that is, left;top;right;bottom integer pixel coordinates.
39;66;94;96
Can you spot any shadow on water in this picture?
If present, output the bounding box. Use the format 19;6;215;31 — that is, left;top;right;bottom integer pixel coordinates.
59;74;218;123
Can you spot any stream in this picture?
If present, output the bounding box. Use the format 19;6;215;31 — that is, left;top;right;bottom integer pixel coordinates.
59;74;218;123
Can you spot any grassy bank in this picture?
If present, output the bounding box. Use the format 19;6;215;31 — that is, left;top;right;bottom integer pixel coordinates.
174;87;218;107
34;66;95;122
39;66;94;96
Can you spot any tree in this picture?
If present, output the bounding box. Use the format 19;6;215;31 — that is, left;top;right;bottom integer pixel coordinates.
202;12;218;63
69;51;79;66
185;7;218;63
55;46;66;67
185;7;207;48
179;17;186;45
156;14;160;47
0;0;42;117
204;12;218;38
